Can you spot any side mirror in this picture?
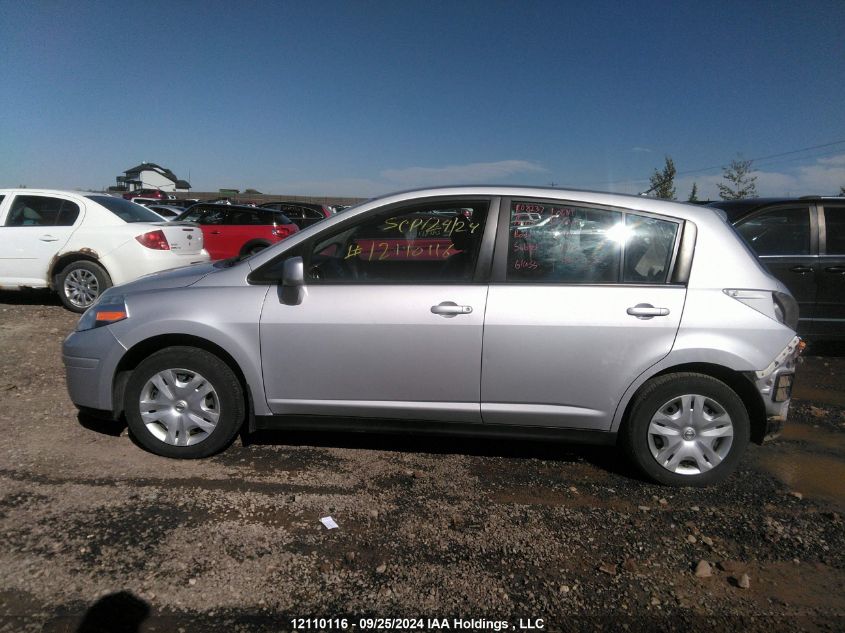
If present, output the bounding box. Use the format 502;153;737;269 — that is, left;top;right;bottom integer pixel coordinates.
279;256;305;306
282;256;304;287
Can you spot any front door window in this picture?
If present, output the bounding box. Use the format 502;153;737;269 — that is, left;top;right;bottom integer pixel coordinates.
307;202;489;283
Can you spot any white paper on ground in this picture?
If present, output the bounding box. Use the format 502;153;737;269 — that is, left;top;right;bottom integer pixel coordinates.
320;516;339;529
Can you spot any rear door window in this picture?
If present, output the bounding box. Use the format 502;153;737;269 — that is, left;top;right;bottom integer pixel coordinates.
5;195;80;227
507;201;622;282
505;200;681;284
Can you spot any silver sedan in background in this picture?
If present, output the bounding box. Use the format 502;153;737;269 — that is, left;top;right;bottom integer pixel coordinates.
62;186;801;486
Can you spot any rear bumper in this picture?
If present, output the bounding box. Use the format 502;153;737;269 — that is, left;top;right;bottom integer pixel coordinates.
102;247;210;286
751;335;803;440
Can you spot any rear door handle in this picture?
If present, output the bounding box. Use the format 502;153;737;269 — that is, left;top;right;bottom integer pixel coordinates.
627;303;670;319
38;235;59;242
825;266;845;274
209;230;222;235
790;266;814;274
431;301;473;318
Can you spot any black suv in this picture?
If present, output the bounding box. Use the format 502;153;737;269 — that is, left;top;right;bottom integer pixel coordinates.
708;197;845;341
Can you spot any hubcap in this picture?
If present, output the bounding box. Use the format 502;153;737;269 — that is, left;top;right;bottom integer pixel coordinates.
138;369;220;446
648;394;734;475
64;269;99;309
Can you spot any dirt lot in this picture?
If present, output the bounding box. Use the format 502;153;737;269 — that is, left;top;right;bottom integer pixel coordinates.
1;290;844;632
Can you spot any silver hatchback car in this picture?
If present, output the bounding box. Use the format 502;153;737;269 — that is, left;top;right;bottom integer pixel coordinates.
63;187;802;486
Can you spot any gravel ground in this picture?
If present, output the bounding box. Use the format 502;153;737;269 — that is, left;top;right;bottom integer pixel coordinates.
1;290;844;632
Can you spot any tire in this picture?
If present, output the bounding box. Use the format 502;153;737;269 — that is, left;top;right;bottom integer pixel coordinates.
124;346;245;459
621;372;750;487
56;260;112;313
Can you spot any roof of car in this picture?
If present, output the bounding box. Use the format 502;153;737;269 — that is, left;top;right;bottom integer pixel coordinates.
0;188;104;197
186;203;277;212
354;185;729;224
702;196;843;222
260;201;327;209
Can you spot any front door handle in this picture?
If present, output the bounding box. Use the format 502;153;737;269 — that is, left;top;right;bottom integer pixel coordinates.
790;266;814;274
627;303;670;319
39;235;59;242
209;230;222;235
825;266;845;274
431;301;473;318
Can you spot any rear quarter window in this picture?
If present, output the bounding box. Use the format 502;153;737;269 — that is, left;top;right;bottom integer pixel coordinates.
823;205;845;254
622;215;679;283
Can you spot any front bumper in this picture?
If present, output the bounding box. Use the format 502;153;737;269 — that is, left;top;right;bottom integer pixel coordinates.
751;335;803;440
63;325;127;413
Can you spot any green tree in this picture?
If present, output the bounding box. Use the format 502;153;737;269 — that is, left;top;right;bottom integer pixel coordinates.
648;156;677;200
839;185;845;196
718;158;757;200
688;182;699;202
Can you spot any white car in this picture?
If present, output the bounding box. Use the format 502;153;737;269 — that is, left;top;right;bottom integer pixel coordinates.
0;189;210;312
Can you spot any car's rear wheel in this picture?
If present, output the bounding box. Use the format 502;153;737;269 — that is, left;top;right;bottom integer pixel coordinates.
124;347;245;458
621;372;749;486
57;260;112;313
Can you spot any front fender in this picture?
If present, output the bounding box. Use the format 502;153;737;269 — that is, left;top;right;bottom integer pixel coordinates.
106;285;272;415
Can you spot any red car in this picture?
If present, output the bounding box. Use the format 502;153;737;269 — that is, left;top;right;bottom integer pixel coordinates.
122;189;169;201
175;203;298;259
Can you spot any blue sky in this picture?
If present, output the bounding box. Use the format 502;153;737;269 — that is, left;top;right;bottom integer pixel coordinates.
1;0;844;198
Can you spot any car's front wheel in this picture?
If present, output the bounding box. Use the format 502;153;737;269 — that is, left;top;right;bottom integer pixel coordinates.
621;372;750;486
124;347;245;458
57;260;112;313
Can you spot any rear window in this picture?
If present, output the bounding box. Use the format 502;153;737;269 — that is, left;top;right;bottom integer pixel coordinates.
87;195;163;223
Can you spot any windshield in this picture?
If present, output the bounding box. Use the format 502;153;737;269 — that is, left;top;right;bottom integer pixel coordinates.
86;195;163;223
